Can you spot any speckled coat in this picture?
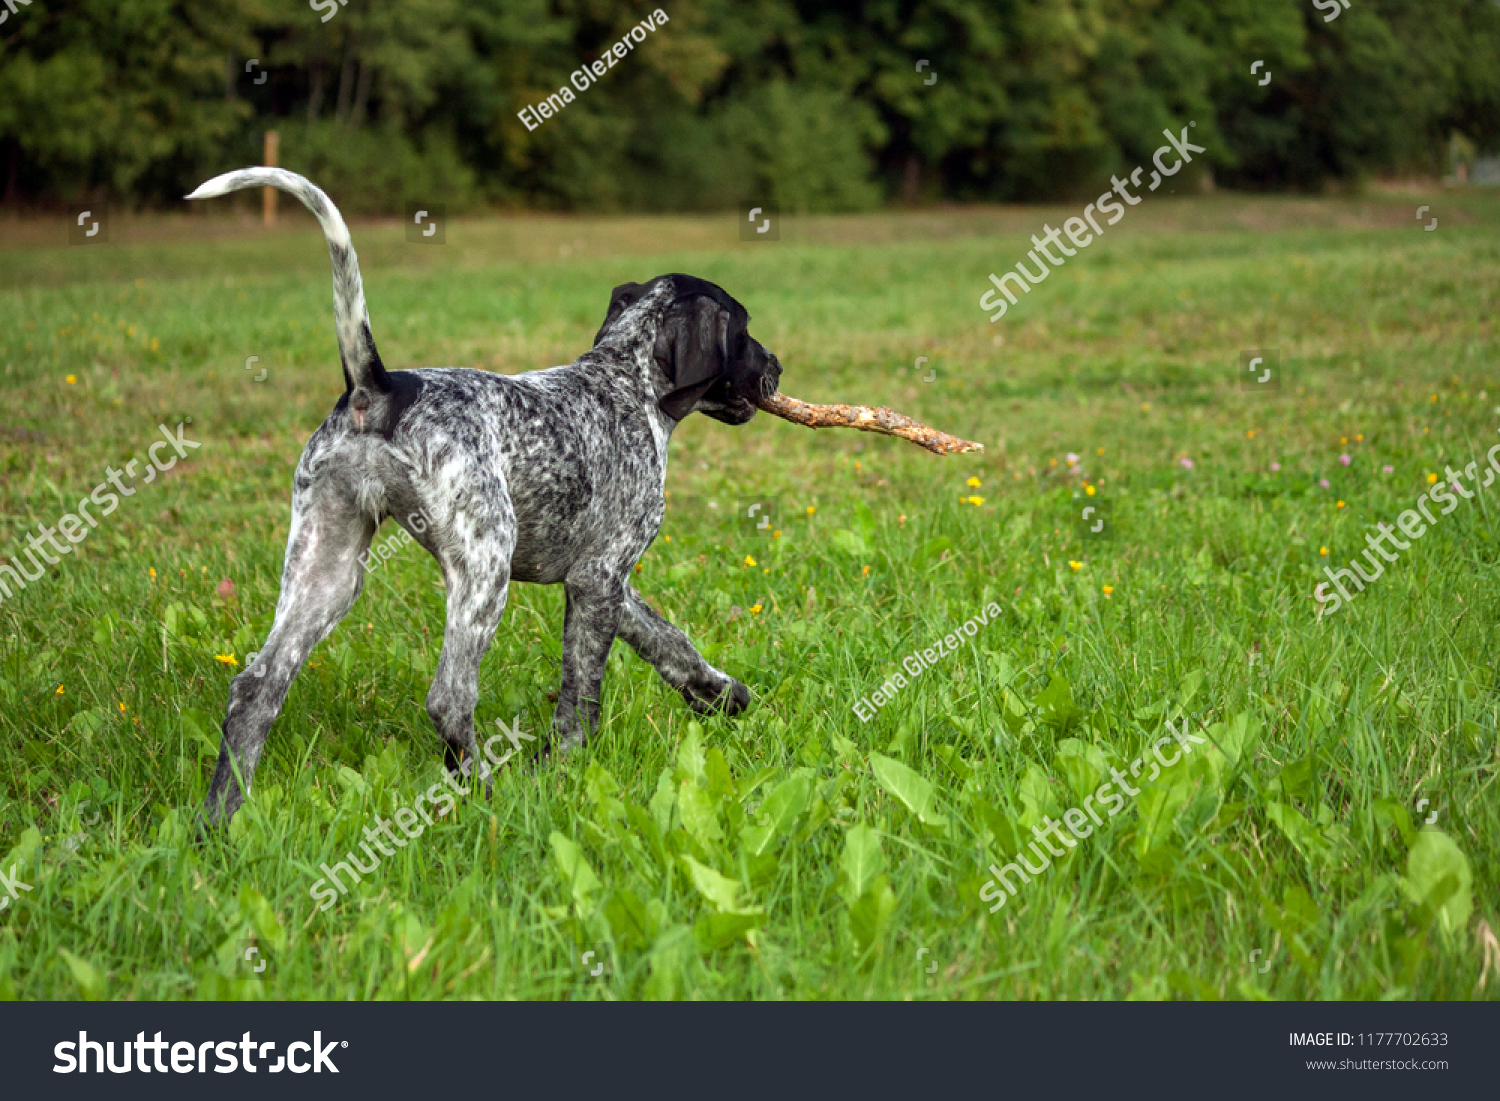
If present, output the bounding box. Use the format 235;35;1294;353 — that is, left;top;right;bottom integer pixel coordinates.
186;168;780;826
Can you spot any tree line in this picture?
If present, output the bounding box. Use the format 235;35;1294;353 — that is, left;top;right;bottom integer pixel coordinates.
2;0;1497;213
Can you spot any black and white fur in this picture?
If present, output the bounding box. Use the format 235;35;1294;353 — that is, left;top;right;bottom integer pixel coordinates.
186;167;780;827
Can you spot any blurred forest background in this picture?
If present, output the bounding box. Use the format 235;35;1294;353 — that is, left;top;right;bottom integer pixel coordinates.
3;0;1499;214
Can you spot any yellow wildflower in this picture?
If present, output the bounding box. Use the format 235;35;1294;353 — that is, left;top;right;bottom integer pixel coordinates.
744;555;756;567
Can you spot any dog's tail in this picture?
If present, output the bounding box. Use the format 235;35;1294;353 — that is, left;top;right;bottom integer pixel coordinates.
186;167;388;396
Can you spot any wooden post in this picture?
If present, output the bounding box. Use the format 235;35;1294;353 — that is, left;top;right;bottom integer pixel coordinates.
263;130;279;227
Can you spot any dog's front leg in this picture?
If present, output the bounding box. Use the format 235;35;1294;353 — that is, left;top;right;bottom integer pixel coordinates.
616;584;750;716
549;566;626;756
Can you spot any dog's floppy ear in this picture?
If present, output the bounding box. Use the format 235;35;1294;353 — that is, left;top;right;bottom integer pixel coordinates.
594;282;646;346
655;295;731;420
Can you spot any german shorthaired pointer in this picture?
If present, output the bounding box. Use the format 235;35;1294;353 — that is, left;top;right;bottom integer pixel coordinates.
186;168;780;826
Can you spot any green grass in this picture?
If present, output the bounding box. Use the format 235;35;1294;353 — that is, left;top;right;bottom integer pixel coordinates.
1;189;1497;1000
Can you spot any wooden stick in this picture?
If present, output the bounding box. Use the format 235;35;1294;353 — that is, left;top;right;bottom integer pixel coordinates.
263;131;279;227
756;390;983;455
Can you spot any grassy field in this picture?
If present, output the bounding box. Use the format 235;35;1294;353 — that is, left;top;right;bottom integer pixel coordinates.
0;187;1497;1000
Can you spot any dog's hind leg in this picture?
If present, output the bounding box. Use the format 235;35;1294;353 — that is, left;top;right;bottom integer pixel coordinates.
204;489;375;828
616;584;750;717
547;563;628;757
425;516;514;777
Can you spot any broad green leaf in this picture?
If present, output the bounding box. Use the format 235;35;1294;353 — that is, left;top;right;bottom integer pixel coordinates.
180;708;220;758
675;723;706;786
1134;769;1195;860
847;877;896;956
677;781;723;845
67;707;109;742
1373;798;1415;850
1034;673;1080;731
1055;738;1105;803
1204;711;1260;772
1266;801;1331;864
830;528;869;557
584;762;620;809
841;823;884;901
680;855;742;912
1016;763;1059;828
57;949;107;1001
704;747;734;801
648;768;676;835
1277;756;1317;802
1282;883;1320;933
1403;830;1473;933
549;831;600;910
932;744;972;781
604;889;651;950
739;774;810;856
238;884;286;952
970;797;1021;854
1176;669;1205;710
869;753;948;827
625;805;669;872
694;911;765;950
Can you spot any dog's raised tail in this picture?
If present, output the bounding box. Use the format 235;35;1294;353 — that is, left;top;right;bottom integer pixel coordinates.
186;167;388;395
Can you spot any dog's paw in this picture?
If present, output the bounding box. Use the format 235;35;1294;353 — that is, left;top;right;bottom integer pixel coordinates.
680;676;750;717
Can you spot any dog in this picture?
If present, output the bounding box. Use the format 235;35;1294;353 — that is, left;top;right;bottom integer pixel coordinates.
186;167;781;826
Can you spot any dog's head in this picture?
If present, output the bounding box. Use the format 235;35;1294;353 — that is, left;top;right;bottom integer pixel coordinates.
593;274;781;424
